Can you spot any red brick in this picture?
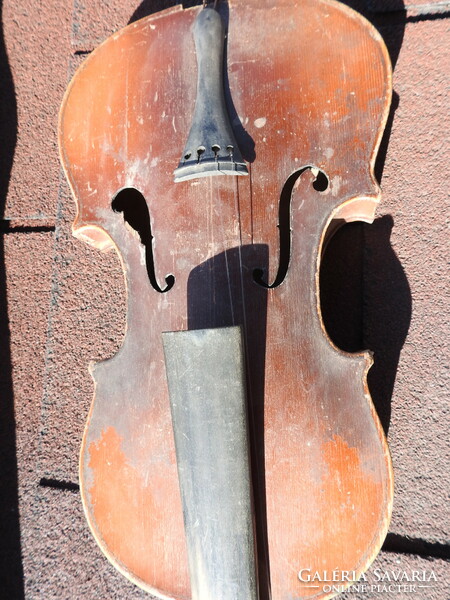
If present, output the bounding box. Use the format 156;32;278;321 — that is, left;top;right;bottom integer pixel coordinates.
71;0;174;51
6;0;447;596
5;231;53;468
3;0;72;220
37;182;126;482
2;232;54;596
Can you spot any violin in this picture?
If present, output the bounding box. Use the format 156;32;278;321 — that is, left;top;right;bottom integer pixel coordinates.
58;1;393;598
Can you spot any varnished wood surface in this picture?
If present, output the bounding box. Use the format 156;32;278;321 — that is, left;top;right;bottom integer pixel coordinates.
59;1;393;598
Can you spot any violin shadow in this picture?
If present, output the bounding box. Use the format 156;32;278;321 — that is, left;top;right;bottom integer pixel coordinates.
218;1;256;163
320;215;412;434
129;0;256;164
183;214;412;592
187;245;270;600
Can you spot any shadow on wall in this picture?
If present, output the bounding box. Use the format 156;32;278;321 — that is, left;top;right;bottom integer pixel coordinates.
320;215;411;434
0;0;23;597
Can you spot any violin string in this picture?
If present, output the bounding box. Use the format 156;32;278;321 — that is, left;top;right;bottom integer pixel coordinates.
235;174;249;348
208;176;218;325
235;172;272;584
221;181;236;327
209;176;235;326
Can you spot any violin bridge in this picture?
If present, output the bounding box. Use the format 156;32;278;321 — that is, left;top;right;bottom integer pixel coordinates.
174;6;248;182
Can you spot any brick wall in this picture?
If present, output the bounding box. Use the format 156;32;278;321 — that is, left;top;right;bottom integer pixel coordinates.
0;1;448;598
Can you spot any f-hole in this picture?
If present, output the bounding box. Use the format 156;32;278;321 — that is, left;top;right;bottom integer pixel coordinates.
112;188;175;293
253;166;329;288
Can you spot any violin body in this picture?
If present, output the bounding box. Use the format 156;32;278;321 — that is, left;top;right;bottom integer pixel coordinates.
59;1;393;598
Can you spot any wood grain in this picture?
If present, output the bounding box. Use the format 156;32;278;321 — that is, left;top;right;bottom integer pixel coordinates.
58;1;394;598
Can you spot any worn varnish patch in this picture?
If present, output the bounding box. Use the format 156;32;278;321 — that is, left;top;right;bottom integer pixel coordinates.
86;427;190;599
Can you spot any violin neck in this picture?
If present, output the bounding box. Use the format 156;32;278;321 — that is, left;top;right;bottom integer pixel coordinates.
163;326;258;600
